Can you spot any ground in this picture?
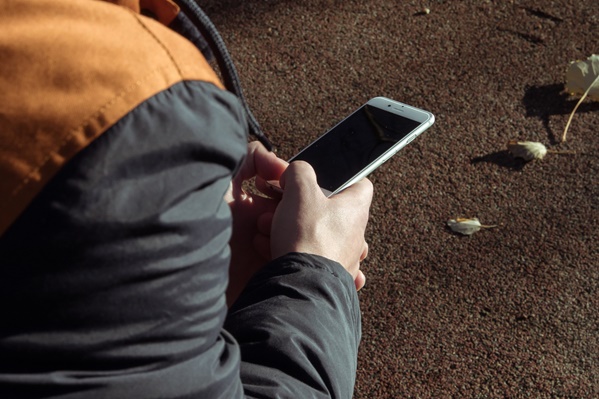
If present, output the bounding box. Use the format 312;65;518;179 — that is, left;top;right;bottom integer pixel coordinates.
202;0;598;397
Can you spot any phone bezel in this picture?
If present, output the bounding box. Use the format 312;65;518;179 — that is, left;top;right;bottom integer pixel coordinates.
290;96;435;196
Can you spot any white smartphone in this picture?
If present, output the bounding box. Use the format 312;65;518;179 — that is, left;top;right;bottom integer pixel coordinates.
272;97;434;197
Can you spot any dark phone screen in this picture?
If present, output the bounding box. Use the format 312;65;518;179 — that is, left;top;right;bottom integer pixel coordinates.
292;105;421;192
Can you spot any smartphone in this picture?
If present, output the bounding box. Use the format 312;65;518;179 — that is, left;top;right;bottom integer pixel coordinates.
271;97;434;197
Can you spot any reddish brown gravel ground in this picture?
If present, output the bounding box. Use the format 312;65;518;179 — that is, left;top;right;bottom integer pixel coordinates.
202;1;598;397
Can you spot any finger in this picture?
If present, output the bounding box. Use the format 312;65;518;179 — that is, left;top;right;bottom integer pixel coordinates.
237;142;288;184
360;241;369;262
280;161;323;199
236;143;288;198
234;142;263;183
255;155;289;196
254;144;288;182
355;270;366;291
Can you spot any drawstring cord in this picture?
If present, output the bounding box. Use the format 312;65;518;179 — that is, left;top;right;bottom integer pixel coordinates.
175;0;273;151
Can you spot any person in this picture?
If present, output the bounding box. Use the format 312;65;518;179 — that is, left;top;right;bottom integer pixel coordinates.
0;0;373;398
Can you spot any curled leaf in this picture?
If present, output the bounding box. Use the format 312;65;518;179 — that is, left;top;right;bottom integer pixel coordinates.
563;54;599;142
447;218;497;236
565;54;599;100
507;140;547;161
414;7;431;16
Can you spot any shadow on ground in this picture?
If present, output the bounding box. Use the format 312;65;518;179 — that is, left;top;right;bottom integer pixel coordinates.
522;83;599;144
471;150;527;171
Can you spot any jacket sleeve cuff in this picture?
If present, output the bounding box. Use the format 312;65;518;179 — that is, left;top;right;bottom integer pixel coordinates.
225;252;361;398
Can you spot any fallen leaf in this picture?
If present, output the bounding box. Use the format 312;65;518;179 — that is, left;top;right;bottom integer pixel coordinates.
414;7;431;16
563;54;599;142
565;54;599;100
507;140;547;161
447;218;497;236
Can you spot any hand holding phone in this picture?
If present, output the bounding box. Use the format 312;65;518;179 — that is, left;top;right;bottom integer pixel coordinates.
270;161;372;289
268;97;434;197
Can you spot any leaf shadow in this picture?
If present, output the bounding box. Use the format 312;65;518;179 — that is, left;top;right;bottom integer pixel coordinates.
471;150;527;171
522;84;599;145
497;27;545;45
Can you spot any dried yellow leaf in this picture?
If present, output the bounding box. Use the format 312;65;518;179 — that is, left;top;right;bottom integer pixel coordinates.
447;218;496;236
507;140;547;161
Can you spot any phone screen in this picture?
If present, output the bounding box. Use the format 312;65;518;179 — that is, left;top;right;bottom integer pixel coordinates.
292;104;421;192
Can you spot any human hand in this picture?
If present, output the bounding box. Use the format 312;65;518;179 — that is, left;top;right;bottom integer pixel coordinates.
225;142;288;306
270;161;373;290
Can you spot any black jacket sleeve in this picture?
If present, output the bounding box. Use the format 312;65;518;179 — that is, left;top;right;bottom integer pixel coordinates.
226;253;362;399
0;81;361;399
0;81;249;399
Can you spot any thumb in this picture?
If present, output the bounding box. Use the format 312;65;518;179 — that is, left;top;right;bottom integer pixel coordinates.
280;161;322;199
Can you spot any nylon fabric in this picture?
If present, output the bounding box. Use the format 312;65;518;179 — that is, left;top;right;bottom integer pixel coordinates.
0;81;248;398
226;253;362;399
0;0;222;236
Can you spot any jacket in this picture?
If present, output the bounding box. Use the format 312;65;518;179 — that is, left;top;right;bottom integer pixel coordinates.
0;1;361;397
